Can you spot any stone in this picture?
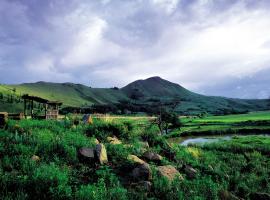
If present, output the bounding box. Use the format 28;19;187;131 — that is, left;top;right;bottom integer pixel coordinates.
82;114;93;124
249;192;270;200
128;155;146;165
94;138;99;144
78;147;95;160
143;151;162;163
132;163;152;181
184;165;197;179
107;136;122;145
95;143;108;165
157;165;183;181
31;155;40;162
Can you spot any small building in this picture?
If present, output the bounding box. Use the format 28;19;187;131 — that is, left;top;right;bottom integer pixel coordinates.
22;94;62;119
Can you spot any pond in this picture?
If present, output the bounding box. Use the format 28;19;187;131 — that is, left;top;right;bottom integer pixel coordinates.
168;134;270;146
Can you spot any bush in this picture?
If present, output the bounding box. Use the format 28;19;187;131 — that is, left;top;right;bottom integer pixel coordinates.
31;163;72;199
75;173;128;200
85;121;133;141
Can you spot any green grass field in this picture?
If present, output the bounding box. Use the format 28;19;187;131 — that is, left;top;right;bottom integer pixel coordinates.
165;111;270;137
1;113;270;199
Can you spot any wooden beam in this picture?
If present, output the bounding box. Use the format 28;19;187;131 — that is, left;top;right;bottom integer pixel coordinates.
31;100;34;118
24;99;27;118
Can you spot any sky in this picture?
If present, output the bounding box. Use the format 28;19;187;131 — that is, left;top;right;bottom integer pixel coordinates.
0;0;270;99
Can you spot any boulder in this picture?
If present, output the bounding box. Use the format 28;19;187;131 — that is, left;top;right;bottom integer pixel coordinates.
143;151;162;163
94;138;100;144
31;155;40;162
82;114;93;124
107;136;122;145
78;147;95;162
128;155;146;165
95;143;108;165
132;163;152;182
184;165;197;179
249;192;270;200
157;165;183;181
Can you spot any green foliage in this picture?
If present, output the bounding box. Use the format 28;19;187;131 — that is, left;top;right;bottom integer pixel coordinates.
152;174;220;200
85;120;133;141
76;166;128;200
31;163;72;199
1;115;270;199
0;77;268;114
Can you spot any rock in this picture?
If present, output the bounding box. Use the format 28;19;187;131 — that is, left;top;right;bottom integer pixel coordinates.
157;165;183;181
107;136;122;145
128;155;146;165
94;138;99;144
82;114;93;124
31;155;40;162
78;147;95;162
131;181;152;192
184;165;197;179
219;190;240;200
95;143;108;165
143;151;162;163
132;163;152;181
249;192;270;200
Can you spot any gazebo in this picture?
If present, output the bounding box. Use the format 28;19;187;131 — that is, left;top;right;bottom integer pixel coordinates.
22;94;62;119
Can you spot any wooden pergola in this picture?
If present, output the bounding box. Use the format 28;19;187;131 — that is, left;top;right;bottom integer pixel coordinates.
22;94;62;119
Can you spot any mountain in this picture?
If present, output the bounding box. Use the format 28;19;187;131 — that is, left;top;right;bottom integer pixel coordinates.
0;77;268;114
122;76;268;114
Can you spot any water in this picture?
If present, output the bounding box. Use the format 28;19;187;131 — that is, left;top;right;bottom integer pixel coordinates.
180;136;231;146
168;134;270;146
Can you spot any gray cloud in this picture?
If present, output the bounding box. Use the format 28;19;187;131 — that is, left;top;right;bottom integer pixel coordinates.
0;0;270;98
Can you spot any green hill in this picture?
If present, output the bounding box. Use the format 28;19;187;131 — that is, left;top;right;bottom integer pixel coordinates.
0;77;268;114
122;77;269;114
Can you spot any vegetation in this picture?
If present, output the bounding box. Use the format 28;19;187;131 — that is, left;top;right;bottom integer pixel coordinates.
167;111;270;137
0;77;268;115
0;112;270;199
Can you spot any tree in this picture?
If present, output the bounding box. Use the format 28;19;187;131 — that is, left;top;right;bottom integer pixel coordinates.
0;92;3;100
155;110;181;134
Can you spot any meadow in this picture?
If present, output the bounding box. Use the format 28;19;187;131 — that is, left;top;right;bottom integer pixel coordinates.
0;112;270;199
167;111;270;137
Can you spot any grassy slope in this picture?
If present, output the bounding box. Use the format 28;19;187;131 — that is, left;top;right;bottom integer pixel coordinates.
122;77;269;114
4;82;128;107
0;77;268;114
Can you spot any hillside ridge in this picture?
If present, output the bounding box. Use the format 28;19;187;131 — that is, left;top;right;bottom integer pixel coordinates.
0;77;268;114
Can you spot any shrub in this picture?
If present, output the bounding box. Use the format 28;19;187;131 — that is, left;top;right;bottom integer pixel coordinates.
31;163;72;199
85;121;133;141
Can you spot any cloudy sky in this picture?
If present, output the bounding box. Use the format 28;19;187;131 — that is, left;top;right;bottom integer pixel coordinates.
0;0;270;99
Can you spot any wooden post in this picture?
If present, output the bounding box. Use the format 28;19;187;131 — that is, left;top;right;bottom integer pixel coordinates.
24;99;27;118
31;100;34;119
